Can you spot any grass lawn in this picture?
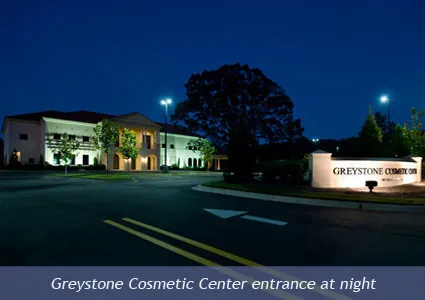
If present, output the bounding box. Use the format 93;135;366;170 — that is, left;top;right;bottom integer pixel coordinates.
48;173;132;181
48;171;220;180
203;181;425;205
130;171;222;177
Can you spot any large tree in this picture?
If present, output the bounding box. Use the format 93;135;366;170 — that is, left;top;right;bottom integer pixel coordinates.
118;128;138;171
54;133;80;174
172;63;303;178
373;112;395;136
374;112;396;152
358;107;383;157
93;118;120;174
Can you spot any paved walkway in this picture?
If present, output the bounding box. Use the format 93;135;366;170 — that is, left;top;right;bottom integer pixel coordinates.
192;185;425;213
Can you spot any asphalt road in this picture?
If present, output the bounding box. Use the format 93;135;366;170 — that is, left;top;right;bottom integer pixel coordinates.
1;171;425;266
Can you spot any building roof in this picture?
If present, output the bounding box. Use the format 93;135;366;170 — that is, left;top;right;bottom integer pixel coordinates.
5;110;115;124
156;122;201;138
3;110;200;138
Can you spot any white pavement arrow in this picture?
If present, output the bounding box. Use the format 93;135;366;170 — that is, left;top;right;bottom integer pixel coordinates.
241;215;288;226
203;208;288;226
203;209;247;219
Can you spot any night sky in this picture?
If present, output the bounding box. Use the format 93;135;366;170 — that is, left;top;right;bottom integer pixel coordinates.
1;0;424;139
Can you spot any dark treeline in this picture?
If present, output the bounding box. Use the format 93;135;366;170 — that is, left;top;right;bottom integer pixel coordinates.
171;63;425;183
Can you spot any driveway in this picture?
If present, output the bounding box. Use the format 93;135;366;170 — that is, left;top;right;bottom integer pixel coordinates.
0;171;424;266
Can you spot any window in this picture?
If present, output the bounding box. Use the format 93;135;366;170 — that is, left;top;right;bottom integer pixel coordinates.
146;136;152;149
188;146;193;150
170;144;175;149
53;134;61;140
193;158;197;167
29;158;35;164
162;143;166;148
53;154;60;164
70;155;76;165
188;158;192;167
83;155;89;165
198;158;202;167
19;134;28;140
69;135;76;140
83;136;90;142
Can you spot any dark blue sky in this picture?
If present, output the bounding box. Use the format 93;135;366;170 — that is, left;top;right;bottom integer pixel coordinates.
1;0;424;139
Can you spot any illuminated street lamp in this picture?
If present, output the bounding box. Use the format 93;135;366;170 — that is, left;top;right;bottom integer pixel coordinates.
161;98;172;173
380;95;391;131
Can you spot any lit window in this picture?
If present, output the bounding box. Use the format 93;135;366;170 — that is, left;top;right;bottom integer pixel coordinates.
16;152;21;162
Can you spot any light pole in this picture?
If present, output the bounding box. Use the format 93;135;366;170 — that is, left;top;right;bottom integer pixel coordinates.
161;98;172;173
380;95;391;132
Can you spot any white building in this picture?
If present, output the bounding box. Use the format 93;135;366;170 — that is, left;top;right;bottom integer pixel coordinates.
2;110;226;171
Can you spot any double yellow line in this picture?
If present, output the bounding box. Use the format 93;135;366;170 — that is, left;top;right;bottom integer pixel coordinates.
104;218;351;300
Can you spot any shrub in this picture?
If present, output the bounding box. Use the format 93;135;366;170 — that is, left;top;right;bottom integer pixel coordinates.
85;164;106;170
22;164;44;170
41;164;106;171
93;157;98;166
169;164;179;170
38;154;44;169
6;163;50;170
223;172;238;183
223;171;253;183
6;162;22;170
257;160;305;185
192;166;206;171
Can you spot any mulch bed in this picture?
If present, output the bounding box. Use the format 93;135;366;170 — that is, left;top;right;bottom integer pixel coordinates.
306;182;425;198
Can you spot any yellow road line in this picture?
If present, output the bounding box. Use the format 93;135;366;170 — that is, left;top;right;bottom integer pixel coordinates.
104;219;301;300
122;217;351;300
104;220;218;267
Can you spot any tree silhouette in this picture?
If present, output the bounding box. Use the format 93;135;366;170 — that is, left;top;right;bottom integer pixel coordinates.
172;63;303;179
358;107;383;157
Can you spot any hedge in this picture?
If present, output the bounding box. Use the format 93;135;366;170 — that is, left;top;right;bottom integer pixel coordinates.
5;164;106;171
256;160;305;184
222;160;307;185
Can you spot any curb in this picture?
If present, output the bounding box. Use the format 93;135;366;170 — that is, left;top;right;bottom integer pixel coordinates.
192;185;425;213
42;175;68;181
42;176;108;183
